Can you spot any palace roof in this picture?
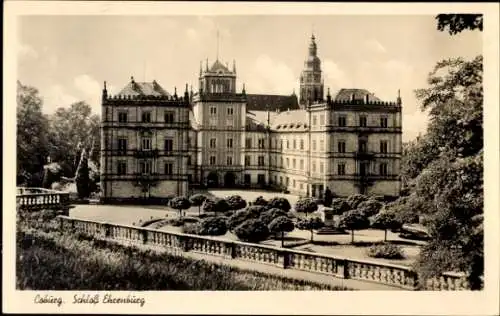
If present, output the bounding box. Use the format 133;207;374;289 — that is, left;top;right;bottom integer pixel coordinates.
116;79;171;97
246;94;300;112
333;88;381;102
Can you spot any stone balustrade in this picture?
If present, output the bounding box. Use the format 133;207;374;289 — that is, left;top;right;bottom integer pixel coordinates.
17;188;70;214
57;216;470;290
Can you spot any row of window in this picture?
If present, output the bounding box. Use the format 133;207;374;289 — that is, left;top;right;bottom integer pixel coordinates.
116;161;174;175
117;111;178;123
209;106;234;116
312;115;389;128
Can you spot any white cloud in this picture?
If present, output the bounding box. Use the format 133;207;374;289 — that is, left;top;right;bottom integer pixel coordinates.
242;54;296;94
73;74;102;114
42;85;78;114
322;59;352;90
18;43;38;60
365;39;386;54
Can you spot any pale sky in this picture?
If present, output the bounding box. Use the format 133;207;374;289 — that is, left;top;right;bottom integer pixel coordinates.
17;15;482;142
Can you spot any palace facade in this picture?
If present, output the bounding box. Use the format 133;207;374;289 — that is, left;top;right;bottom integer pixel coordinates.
100;34;402;203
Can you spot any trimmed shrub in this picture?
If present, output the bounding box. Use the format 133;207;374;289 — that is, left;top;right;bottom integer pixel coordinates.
225;195;247;211
202;198;230;216
182;223;200;235
338;210;370;243
296;216;325;242
294;197;318;217
268;216;294;247
228;209;259;231
169;196;191;217
166;218;184;227
371;211;403;241
252;196;268;206
331;198;350;215
346;194;369;209
267;197;291;212
357;199;384;217
366;244;405;259
259;208;289;226
234;219;270;243
197;217;228;236
189;194;208;216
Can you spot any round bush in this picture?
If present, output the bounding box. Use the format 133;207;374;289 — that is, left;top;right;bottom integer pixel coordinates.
357;199;384;217
294;197;318;216
182;223;200;235
346;194;369;209
234;219;270;243
166;218;184;227
252;196;268;206
225;195;247;211
366;244;405;259
197;217;228;236
228;209;260;231
259;208;289;226
267;197;291;212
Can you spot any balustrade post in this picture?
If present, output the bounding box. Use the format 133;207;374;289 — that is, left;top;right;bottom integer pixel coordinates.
281;250;290;269
340;259;350;279
103;223;111;238
141;229;148;244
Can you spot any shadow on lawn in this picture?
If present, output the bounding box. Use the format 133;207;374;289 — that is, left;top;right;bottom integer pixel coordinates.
310;239;421;247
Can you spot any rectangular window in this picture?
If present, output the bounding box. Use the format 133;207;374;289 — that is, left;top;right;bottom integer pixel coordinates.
293;139;297;149
286;177;289;186
300;159;304;170
320;140;325;151
280;157;284;168
300;183;304;190
280;139;283;149
245;138;252;148
300;139;304;150
209;156;216;165
118;112;128;123
359;115;367;127
164;111;175;123
359;140;367;153
313;115;317;126
286;158;290;167
210;107;217;115
360;162;369;176
320;114;325;125
258;156;265;166
312;140;317;151
140;161;152;174
338;115;346;127
338;141;346;153
380;117;388;128
245;155;251;166
164;163;173;175
380;140;388;153
164;138;173;153
312;162;316;172
187;155;192;166
258;174;265;185
141;137;151;150
141;111;151;123
227;138;233;148
286;140;289;149
244;174;251;184
227;107;234;115
258;138;265;149
280;176;283;185
210;138;216;148
293;179;296;188
338;163;346;175
380;163;388;176
320;162;324;173
292;159;296;169
117;138;127;154
187;174;192;183
227;156;233;166
117;161;127;175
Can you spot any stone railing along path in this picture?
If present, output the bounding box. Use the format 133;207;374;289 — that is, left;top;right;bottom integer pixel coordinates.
57;216;470;291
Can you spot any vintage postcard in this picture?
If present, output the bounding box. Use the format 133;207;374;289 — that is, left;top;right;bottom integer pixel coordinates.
4;1;500;315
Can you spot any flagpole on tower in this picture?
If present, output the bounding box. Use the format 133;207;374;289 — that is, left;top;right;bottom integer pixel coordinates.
216;29;220;61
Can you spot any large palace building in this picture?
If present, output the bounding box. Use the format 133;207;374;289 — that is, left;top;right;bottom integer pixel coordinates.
100;34;402;203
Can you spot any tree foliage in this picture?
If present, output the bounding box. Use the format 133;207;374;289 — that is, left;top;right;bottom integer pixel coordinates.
294;197;318;217
436;14;483;35
296;217;325;242
17;81;50;186
267;197;291;212
234;219;270;243
189;194;207;216
356;199;384;218
169;197;191;217
225;195;247;211
197;217;228;236
268;216;294;247
74;148;91;199
330;198;350;215
227;208;261;231
259;208;289;226
252;196;268;206
338;210;370;243
371;211;403;241
202;198;229;216
346;194;369;210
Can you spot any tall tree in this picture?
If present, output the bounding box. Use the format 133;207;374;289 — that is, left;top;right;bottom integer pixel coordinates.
75;148;91;199
16;81;50;186
436;14;483;35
